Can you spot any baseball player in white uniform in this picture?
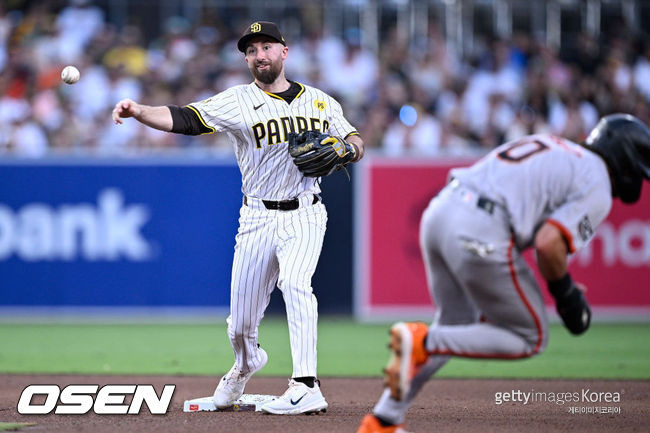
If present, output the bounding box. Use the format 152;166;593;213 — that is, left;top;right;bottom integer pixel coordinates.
112;21;364;415
358;114;650;433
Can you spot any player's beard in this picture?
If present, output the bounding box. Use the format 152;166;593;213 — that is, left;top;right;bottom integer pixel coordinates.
252;60;282;84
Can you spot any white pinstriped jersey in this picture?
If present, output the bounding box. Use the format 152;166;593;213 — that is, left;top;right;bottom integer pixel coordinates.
189;82;358;200
450;134;612;251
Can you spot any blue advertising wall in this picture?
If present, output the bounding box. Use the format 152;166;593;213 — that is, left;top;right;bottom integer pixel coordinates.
0;159;354;313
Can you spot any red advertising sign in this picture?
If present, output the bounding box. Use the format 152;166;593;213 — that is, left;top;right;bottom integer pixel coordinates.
356;157;650;319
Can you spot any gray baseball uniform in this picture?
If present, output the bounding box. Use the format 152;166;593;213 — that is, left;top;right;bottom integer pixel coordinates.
374;134;612;422
190;81;357;378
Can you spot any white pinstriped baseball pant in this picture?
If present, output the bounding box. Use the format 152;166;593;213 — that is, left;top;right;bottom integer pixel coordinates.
227;194;327;378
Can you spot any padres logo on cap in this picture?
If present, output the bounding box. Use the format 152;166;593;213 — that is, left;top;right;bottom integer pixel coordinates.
251;22;261;32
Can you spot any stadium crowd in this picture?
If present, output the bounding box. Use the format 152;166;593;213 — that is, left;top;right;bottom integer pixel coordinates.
1;0;649;157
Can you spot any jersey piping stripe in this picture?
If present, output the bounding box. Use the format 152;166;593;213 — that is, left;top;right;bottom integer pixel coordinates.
546;219;577;253
506;236;544;355
427;237;544;360
185;105;216;134
264;92;285;101
249;80;284;101
294;82;306;99
263;82;305;102
427;238;543;359
427;349;536;359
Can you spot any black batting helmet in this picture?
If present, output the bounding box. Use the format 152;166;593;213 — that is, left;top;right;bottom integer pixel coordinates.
583;114;650;203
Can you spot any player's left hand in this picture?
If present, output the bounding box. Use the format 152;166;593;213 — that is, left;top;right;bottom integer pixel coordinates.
288;130;356;177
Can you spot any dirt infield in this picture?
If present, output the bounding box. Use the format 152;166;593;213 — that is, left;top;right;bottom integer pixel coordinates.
1;374;648;432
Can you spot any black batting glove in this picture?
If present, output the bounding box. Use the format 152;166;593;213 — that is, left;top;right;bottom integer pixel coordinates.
548;274;591;335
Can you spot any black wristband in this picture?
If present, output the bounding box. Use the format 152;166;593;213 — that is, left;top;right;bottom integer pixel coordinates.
548;273;573;299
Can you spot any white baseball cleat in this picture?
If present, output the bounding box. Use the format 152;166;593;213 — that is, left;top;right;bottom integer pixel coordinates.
213;348;268;408
260;379;328;415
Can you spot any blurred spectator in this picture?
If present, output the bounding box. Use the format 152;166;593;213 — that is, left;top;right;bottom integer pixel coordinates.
321;28;379;107
55;0;104;63
103;25;147;76
0;5;12;72
69;62;111;120
0;2;647;157
382;104;442;156
549;91;598;142
10;116;49;156
633;44;650;101
505;105;551;142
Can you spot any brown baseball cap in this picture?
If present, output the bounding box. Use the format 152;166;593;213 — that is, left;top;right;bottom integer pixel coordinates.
237;21;286;53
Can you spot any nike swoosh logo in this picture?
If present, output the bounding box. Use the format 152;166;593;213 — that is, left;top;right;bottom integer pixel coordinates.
290;393;307;405
253;103;265;110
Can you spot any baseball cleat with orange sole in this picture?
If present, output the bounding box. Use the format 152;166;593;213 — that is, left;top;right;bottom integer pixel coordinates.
356;414;411;433
384;322;429;401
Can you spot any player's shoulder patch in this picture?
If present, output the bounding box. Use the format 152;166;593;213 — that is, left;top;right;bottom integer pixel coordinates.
314;100;327;111
577;215;594;242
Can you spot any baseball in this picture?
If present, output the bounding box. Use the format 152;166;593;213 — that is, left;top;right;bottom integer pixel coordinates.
61;65;80;84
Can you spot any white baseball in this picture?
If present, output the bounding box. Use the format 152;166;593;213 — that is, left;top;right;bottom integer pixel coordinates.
61;66;80;84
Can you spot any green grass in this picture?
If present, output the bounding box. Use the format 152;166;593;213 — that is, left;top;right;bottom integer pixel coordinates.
0;423;36;431
0;318;648;379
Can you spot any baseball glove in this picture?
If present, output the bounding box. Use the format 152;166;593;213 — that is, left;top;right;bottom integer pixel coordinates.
549;276;591;335
288;130;356;178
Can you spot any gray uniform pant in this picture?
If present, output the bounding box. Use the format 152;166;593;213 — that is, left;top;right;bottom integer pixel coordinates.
374;182;549;424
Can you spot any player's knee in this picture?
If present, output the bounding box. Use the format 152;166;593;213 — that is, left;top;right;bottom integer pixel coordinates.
520;321;549;357
535;326;550;355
